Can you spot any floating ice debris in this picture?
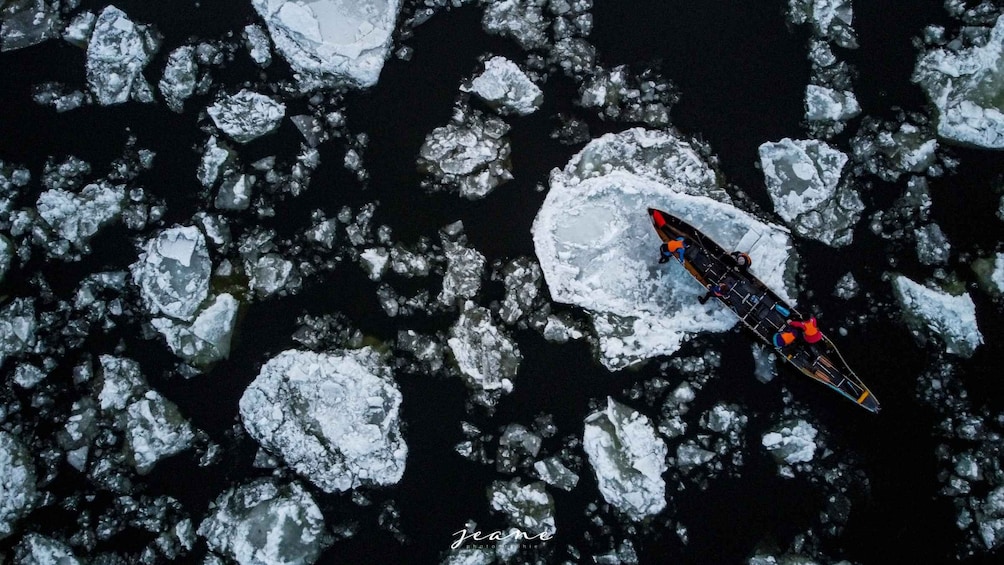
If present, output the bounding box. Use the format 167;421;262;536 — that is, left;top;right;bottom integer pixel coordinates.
252;0;402;89
915;223;951;265
762;419;818;467
151;293;238;368
86;6;159;105
758;138;862;247
534;457;580;491
0;234;11;283
534;128;796;369
448;301;521;406
0;430;37;540
31;82;86;112
198;136;234;188
489;479;556;535
0;298;36;370
131;226;211;322
14;533;82;564
243;23;272;67
751;343;777;383
464;56;543;116
198;479;330;565
913;14;1004;149
833;271;859;299
583;398;667;520
208;89;286;144
851;114;941;181
497;257;544;325
972;252;1004;297
36;181;125;258
482;0;549;50
215;174;254;211
579;65;676;126
240;348;408;493
805;84;860;123
496;423;542;473
787;0;857;48
1;0;61;52
97;355;197;474
63;10;95;48
439;237;486;306
159;46;197;113
418;107;513;199
893;275;984;358
248;252;301;298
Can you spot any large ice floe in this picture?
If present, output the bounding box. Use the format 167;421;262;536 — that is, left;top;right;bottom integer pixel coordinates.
758;138;863;247
199;479;330;565
0;430;37;540
583;398;667;521
893;275;984;358
913;14;1004;149
239;348;407;493
86;6;159;106
208;89;286;144
532;128;797;369
252;0;402;89
0;0;60;52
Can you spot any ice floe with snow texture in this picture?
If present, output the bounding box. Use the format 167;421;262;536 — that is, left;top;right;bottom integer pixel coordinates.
253;0;401;89
533;128;797;369
240;348;407;493
86;6;159;106
913;14;1004;149
893;275;983;358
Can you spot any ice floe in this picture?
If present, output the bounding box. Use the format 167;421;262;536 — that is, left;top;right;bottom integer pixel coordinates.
913;14;1004;149
0;430;37;540
252;0;402;89
447;301;521;408
131;226;212;322
488;478;556;535
464;56;543;116
0;0;61;52
893;275;983;358
240;348;408;493
418;107;513;199
208;89;286;144
534;128;796;369
758;138;862;247
86;6;159;106
583;398;667;520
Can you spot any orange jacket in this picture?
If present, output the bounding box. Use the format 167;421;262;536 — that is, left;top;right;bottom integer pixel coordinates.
773;331;796;347
789;317;822;343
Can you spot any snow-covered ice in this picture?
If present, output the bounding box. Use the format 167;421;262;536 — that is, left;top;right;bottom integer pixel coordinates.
159;46;197;113
583;397;667;520
239;348;408;493
464;56;543;116
758;138;862;246
14;533;82;564
913;14;1004;149
208;89;286;144
36;181;125;258
762;419;818;466
131;226;211;322
199;479;330;565
439;237;486;306
447;302;521;404
488;478;556;535
915;223;951;265
805;84;860;122
418;107;513;199
533;128;797;369
533;457;580;491
0;0;60;52
0;430;37;540
0;298;36;370
243;23;272;67
787;0;857;48
252;0;402;89
86;6;158;105
893;275;984;358
151;293;239;367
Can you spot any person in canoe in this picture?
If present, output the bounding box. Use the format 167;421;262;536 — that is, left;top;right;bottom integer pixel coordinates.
787;316;822;344
658;237;688;264
698;282;731;304
730;251;751;273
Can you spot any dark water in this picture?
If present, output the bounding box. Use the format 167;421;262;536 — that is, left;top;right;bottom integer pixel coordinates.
2;1;1003;564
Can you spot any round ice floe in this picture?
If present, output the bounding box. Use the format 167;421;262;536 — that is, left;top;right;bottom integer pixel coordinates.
240;348;407;493
132;226;212;322
533;129;796;369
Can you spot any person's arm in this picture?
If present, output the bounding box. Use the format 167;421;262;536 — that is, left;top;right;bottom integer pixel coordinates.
788;320;805;330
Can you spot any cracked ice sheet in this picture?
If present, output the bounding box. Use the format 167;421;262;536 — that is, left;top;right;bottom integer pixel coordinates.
533;170;795;370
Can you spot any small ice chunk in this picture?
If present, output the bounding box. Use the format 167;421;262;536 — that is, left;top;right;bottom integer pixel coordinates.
832;271;859;299
208;89;286;144
805;84;861;122
36;182;125;257
0;430;38;540
464;56;543;116
1;0;60;52
151;293;239;368
418;108;513;199
125;390;197;474
439;239;486;306
239;348;408;493
243;23;272;67
762;419;818;465
533;457;580;491
447;302;521;401
583;398;667;520
488;479;556;535
248;253;300;298
86;6;159;105
360;247;389;281
198;479;329;565
0;298;37;370
14;533;82;564
159;45;197;113
0;234;11;283
892;275;984;358
915;223;951;265
131;226;212;322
